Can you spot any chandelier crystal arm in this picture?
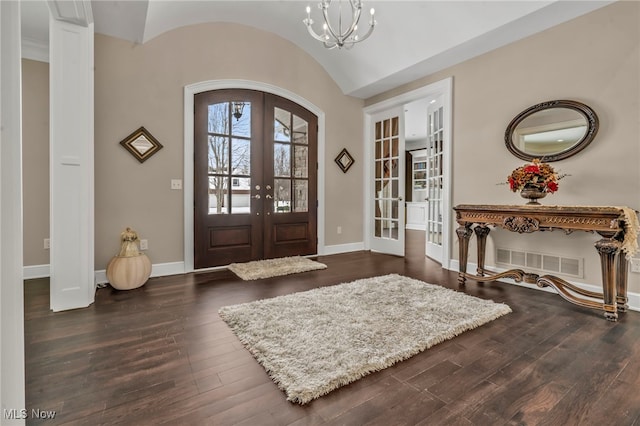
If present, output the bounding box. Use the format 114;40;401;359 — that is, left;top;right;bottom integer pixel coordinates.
303;0;376;49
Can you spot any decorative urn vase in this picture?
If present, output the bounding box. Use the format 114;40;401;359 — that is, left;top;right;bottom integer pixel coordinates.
106;227;151;290
520;184;547;205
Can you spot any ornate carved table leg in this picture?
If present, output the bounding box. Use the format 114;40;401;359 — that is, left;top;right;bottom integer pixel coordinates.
595;238;621;321
456;224;473;285
616;254;629;312
474;225;490;276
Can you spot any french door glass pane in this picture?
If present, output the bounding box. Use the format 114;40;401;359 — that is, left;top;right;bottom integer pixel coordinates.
208;101;253;215
208;176;229;214
230;177;250;214
294;146;308;178
208;102;229;134
231;103;251;137
374;117;400;241
292;114;308;144
231;138;250;176
274;178;291;212
294;180;308;212
274;143;291;177
272;107;309;215
208;135;229;174
427;105;444;247
274;108;291;142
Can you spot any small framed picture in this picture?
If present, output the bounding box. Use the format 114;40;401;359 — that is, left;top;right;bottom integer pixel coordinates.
334;148;355;173
119;126;163;163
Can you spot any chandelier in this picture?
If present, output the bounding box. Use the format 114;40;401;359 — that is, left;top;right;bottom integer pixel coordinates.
303;0;376;50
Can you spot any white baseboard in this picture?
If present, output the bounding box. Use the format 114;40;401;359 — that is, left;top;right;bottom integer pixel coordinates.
448;260;640;312
23;264;50;279
26;261;186;285
405;224;426;231
322;242;365;256
95;261;186;285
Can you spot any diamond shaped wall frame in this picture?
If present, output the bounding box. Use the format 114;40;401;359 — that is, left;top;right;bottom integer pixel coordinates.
334;148;355;173
119;126;163;163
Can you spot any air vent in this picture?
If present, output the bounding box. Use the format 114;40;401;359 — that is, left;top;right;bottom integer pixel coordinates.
496;247;583;278
526;253;542;269
496;248;510;264
543;255;560;272
512;251;526;267
561;258;581;276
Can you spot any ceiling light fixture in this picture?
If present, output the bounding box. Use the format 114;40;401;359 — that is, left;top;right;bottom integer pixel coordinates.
303;0;376;50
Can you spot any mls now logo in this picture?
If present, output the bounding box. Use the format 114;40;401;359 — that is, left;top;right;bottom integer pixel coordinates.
3;408;57;420
3;409;27;420
31;409;57;419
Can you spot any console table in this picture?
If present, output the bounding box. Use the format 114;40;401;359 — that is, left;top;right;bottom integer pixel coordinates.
453;204;638;321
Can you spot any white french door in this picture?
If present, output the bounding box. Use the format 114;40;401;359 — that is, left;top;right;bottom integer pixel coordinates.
425;97;444;262
370;107;405;256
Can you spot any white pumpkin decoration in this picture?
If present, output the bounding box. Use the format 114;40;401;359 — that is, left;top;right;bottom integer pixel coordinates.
106;227;151;290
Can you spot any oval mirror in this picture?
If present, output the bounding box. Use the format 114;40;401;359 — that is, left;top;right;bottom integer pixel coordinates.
505;100;599;162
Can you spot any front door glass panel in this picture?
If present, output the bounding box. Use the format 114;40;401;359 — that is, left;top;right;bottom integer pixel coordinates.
208;101;252;214
272;107;309;213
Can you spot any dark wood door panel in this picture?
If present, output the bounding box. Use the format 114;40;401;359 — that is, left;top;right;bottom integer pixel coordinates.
194;90;317;268
263;95;318;259
194;89;264;268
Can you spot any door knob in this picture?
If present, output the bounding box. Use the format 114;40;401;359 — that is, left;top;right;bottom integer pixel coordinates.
252;194;261;199
398;197;403;201
265;194;273;199
255;185;261;190
266;185;272;190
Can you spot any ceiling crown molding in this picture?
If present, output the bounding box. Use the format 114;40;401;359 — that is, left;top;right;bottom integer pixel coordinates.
21;37;49;63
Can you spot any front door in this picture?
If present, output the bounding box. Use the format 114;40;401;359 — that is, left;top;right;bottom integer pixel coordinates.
370;107;405;256
194;90;318;268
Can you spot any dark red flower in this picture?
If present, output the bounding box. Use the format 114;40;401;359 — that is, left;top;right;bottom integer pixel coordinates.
547;181;558;193
524;165;540;174
508;177;515;190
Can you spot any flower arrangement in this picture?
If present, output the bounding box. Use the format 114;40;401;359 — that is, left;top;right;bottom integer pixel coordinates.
507;158;566;194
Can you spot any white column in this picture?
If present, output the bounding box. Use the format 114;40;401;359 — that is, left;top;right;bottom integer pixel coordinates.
49;9;95;311
0;1;26;423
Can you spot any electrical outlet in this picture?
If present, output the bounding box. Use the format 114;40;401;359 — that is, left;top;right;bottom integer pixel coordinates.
171;179;182;190
631;258;640;273
44;238;50;250
337;226;342;235
139;239;148;250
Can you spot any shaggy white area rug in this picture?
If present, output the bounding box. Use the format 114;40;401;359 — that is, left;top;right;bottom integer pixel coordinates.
219;274;512;404
227;256;327;280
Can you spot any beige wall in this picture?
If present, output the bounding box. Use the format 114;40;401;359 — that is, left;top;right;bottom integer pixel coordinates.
94;23;364;268
22;59;50;267
24;2;640;297
367;1;640;293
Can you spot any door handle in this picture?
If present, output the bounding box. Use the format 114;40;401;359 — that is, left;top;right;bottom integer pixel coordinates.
265;194;273;199
398;197;403;201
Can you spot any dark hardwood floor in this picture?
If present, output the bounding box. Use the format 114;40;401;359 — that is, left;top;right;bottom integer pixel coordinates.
25;231;640;425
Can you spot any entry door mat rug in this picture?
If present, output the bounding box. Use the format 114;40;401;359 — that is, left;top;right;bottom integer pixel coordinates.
218;274;512;404
227;256;327;281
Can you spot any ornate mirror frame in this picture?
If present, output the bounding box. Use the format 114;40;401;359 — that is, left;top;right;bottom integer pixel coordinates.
505;100;599;162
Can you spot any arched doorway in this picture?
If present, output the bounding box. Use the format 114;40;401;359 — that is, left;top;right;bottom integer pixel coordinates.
190;85;321;269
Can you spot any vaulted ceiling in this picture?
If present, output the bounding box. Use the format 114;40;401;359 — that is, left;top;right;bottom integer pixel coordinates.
20;1;612;99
